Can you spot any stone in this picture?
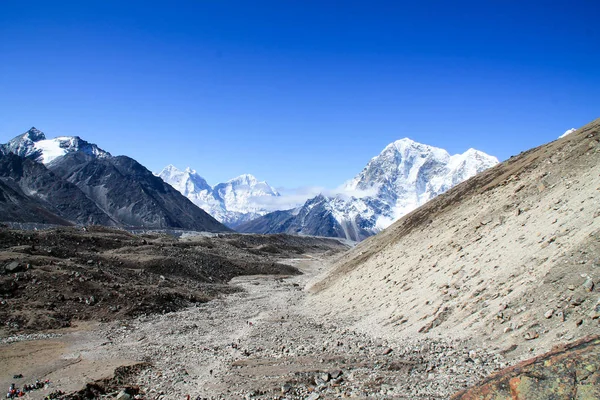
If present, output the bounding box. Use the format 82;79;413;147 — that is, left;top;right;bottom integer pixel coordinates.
524;331;539;340
320;372;331;382
583;278;595;292
452;336;600;400
382;347;393;355
281;383;292;394
116;391;132;400
544;309;554;319
4;261;23;273
330;370;343;379
306;393;320;400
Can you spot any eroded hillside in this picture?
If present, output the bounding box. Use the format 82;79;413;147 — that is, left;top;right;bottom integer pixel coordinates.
310;118;600;362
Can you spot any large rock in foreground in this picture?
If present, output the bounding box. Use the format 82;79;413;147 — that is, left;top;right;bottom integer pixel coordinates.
453;336;600;400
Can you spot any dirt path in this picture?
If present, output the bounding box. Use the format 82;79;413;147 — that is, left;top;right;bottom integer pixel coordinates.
2;255;504;399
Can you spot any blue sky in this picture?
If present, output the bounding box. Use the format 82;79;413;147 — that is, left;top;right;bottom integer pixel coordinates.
1;1;599;190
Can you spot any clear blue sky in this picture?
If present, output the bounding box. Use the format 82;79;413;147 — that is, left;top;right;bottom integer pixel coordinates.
1;1;598;189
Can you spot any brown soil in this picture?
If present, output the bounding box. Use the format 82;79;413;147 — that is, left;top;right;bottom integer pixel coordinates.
0;226;348;336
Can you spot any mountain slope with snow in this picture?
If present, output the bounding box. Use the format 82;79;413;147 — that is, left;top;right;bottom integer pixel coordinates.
157;166;280;228
1;128;230;232
238;138;498;240
2;127;111;164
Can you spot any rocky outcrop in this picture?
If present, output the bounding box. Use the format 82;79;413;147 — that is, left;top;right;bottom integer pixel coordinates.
453;336;600;400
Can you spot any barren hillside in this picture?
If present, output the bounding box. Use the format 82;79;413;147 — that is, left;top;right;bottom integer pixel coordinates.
310;118;600;362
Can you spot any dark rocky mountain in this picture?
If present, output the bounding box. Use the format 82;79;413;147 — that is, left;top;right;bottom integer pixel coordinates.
0;153;114;226
49;152;229;231
0;128;230;232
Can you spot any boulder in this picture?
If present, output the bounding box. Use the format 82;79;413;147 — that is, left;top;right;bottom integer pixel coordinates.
4;261;23;273
452;336;600;399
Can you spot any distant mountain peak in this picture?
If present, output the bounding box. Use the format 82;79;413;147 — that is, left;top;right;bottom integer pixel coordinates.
228;174;258;185
2;128;111;165
159;167;280;228
240;137;498;241
25;127;46;142
559;128;577;138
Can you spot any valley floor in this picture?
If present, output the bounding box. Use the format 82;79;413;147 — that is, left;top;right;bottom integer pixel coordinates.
2;254;506;399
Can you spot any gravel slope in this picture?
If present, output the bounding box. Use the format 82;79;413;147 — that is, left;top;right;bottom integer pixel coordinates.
309;118;600;364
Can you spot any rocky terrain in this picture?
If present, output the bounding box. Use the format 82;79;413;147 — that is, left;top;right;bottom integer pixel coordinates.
1;254;507;399
0;226;346;336
453;335;599;400
2;118;599;399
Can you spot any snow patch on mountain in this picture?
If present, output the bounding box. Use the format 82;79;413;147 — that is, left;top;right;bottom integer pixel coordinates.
157;165;280;227
559;128;576;138
2;127;111;164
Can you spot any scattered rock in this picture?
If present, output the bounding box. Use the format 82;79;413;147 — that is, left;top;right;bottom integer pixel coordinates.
524;331;539;340
583;278;595;292
281;383;291;394
116;391;132;400
4;261;23;273
544;309;554;319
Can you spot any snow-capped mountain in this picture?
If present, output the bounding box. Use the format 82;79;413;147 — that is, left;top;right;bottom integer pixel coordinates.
238;138;498;241
157;165;280;228
2;127;110;164
1;127;229;232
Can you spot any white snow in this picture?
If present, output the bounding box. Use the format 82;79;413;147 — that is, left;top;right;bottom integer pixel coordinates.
289;138;499;240
157;166;280;227
559;128;576;138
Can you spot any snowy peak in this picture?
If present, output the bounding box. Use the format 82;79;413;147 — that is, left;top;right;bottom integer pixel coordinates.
158;166;280;228
23;127;46;142
2;127;110;164
241;137;498;241
228;173;259;186
222;174;280;196
157;165;211;196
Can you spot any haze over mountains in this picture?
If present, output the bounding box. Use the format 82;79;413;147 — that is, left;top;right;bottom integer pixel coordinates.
0;128;229;232
157;165;280;228
237;139;498;241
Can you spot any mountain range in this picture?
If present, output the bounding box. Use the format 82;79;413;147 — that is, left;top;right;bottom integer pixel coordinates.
0;128;498;239
157;165;280;228
0;128;230;232
237;139;499;241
